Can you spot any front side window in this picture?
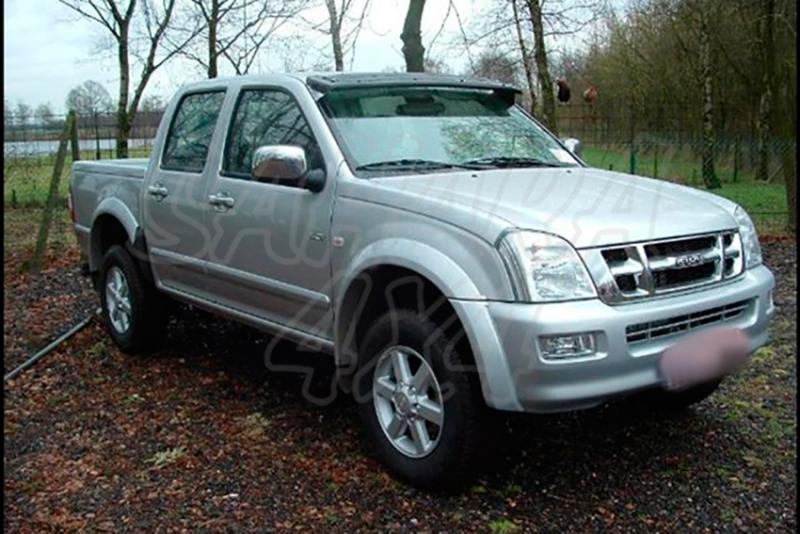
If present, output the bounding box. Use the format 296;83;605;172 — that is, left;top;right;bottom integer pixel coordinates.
224;89;321;177
162;91;225;172
319;86;580;175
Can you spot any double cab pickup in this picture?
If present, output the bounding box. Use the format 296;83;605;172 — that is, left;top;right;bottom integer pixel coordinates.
70;73;775;488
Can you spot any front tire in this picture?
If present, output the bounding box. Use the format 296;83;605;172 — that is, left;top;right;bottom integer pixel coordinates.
99;244;166;353
354;310;484;489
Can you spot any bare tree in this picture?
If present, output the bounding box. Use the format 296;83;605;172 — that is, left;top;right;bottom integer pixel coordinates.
525;0;557;133
459;0;604;125
58;0;198;157
140;94;165;112
315;0;371;71
4;99;14;129
470;50;518;84
15;102;32;127
756;0;776;181
698;6;719;188
180;0;307;77
66;80;113;116
35;103;57;126
512;0;536;113
401;0;426;72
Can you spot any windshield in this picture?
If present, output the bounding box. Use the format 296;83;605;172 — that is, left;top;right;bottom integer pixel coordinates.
318;86;580;175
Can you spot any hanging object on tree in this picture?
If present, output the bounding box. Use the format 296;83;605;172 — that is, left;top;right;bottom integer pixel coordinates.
583;84;598;104
556;78;571;103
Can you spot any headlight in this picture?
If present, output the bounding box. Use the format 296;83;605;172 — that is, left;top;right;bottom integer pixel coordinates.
733;206;762;268
497;230;596;302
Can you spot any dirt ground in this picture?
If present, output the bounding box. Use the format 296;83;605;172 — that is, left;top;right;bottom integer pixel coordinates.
3;207;796;533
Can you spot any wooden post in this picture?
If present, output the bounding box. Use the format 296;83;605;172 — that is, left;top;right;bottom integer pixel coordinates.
70;112;80;162
29;111;75;273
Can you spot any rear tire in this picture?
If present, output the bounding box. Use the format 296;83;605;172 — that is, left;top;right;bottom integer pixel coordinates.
99;244;166;353
354;310;484;490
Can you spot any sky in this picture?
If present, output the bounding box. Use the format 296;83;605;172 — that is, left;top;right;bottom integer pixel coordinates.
3;0;603;113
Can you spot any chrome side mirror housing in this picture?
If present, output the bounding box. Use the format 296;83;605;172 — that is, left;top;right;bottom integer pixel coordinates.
251;145;308;182
561;137;583;158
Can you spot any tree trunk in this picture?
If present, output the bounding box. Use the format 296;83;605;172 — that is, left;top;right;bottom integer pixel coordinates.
699;13;719;189
208;0;219;78
774;1;796;233
756;0;775;181
325;0;344;71
526;0;556;133
512;0;536;114
401;0;425;72
116;21;131;159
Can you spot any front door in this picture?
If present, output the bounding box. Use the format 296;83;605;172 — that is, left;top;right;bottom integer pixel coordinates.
144;89;226;297
203;87;336;339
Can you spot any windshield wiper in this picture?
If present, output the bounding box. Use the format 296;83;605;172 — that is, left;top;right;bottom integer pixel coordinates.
461;156;571;168
356;158;484;172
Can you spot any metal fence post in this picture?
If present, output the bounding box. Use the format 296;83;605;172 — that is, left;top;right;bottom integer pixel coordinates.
94;112;101;160
653;143;659;178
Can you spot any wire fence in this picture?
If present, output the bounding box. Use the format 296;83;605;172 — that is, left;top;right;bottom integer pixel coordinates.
555;103;797;186
3;107;793;232
4;112;162;207
4;111;162;161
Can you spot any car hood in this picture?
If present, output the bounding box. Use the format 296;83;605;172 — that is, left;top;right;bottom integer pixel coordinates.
352;167;740;249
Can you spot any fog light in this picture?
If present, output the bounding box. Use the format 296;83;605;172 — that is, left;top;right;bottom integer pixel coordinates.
539;333;596;362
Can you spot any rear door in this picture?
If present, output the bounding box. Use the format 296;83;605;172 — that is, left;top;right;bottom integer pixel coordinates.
202;85;337;339
143;89;226;297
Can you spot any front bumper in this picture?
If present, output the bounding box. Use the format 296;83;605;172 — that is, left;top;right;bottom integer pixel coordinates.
451;265;775;413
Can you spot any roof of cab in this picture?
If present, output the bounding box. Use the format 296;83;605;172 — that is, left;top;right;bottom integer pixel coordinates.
305;72;521;94
176;72;521;95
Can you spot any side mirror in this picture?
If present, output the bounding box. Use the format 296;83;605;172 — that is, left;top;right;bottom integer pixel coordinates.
561;137;583;158
250;144;325;192
252;145;308;182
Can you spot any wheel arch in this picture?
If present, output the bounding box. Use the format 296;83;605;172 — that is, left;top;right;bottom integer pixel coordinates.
88;198;140;271
334;239;484;393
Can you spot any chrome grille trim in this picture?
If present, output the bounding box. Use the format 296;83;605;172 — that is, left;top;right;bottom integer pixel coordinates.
581;231;744;304
626;299;751;344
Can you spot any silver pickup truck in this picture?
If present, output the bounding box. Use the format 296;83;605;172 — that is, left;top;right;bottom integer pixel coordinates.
70;72;775;488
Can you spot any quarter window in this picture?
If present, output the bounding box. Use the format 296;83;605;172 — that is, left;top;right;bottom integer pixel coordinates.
162;91;225;172
224;89;322;177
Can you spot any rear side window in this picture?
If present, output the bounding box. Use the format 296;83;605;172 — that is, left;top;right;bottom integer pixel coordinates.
223;89;321;177
162;91;225;172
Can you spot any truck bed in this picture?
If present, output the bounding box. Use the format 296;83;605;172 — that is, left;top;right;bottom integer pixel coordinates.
73;158;149;179
71;158;149;237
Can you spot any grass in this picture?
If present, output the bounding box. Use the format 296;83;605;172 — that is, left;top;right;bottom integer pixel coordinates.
145;446;187;469
489;518;521;534
582;144;791;235
3;144;791;235
4;148;152;207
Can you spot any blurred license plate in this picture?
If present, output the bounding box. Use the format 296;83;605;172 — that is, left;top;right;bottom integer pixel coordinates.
659;327;750;391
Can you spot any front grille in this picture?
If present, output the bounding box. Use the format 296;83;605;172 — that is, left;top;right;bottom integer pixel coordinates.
593;231;743;303
626;299;751;344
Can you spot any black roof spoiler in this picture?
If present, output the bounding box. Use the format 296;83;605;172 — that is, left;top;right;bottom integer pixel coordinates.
306;73;521;105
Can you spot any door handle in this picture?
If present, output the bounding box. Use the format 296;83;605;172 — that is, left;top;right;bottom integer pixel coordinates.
147;184;169;200
208;192;235;210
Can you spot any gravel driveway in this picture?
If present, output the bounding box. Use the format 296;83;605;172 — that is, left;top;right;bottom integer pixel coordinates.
4;234;795;533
